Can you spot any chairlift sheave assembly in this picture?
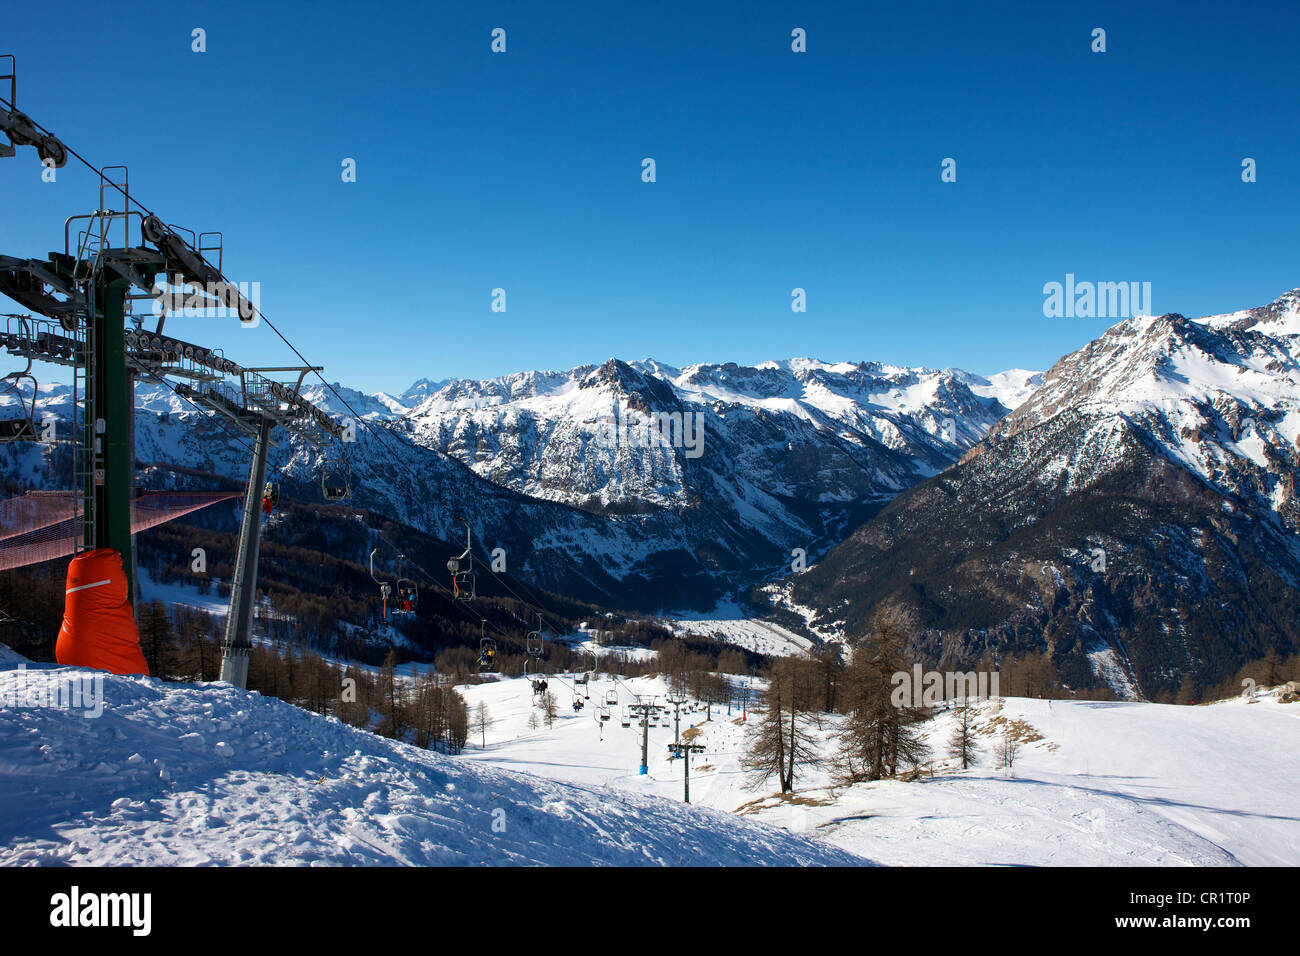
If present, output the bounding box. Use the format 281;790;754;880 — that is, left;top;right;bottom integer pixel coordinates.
0;58;68;169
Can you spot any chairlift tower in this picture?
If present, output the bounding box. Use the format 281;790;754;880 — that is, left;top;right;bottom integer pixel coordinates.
1;59;349;688
666;691;688;748
666;741;706;803
177;365;341;687
629;695;659;775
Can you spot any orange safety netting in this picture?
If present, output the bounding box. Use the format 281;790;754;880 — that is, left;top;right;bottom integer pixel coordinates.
0;490;241;571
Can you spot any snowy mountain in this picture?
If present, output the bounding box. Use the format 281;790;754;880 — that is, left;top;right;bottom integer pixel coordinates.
788;290;1300;698
2;355;1032;610
406;357;1018;513
0;649;866;866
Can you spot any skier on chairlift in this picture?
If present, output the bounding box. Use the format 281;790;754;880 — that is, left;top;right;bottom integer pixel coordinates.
261;482;277;517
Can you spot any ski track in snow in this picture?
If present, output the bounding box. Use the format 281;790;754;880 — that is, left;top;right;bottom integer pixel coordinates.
661;603;815;657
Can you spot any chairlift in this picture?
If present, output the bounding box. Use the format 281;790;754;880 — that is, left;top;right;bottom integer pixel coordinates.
620;707;631;728
394;578;418;614
321;448;351;502
447;517;476;601
478;622;497;672
526;612;544;657
0;364;38;442
605;688;618;706
598;706;611;722
261;480;281;517
392;553;417;614
369;547;394;619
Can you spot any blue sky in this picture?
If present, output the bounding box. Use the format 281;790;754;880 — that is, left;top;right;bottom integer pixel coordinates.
2;0;1297;393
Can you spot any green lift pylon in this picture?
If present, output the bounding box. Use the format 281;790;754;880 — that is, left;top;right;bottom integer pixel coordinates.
84;275;135;599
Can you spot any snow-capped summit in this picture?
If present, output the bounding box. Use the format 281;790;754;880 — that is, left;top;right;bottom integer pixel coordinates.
983;290;1300;521
792;289;1300;700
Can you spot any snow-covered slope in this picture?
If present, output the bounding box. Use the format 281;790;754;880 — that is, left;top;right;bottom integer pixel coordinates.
0;652;866;866
661;602;816;657
455;673;1300;867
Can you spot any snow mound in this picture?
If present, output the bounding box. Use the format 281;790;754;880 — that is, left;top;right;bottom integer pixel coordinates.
0;654;868;867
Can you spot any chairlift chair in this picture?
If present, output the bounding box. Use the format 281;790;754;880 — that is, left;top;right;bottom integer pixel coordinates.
479;623;497;673
525;613;544;657
0;364;38;442
261;480;281;517
385;552;418;614
321;450;352;502
368;547;394;620
394;578;418;614
605;689;618;706
447;517;476;601
479;638;497;672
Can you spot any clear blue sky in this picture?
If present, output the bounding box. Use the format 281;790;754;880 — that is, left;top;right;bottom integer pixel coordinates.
2;0;1297;393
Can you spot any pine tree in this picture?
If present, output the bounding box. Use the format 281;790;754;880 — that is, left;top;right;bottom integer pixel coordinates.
741;657;820;793
995;729;1020;771
137;600;175;678
375;650;407;740
475;700;491;748
447;691;469;754
834;609;930;782
1258;649;1282;687
946;698;978;770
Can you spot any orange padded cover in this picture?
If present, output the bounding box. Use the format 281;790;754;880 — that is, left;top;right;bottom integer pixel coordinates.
55;547;149;676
